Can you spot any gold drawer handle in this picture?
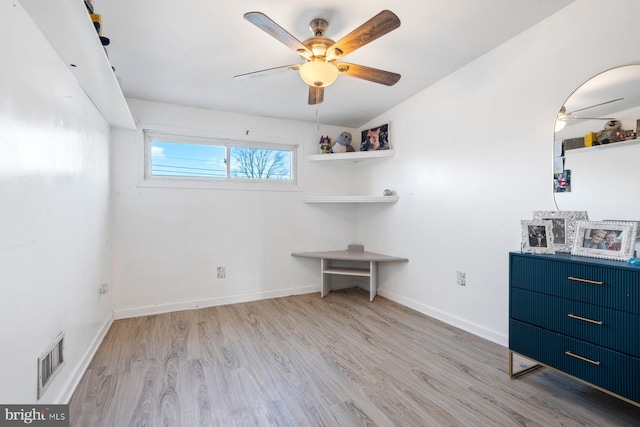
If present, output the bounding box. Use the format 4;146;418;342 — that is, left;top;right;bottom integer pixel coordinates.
565;351;601;366
568;276;604;285
567;314;603;325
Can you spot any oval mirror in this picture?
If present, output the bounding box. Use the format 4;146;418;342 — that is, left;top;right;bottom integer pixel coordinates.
553;65;640;223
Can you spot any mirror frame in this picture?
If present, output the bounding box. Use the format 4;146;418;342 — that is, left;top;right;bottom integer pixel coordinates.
553;64;640;225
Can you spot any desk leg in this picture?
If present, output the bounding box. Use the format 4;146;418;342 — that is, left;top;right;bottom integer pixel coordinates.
321;258;330;298
370;261;377;301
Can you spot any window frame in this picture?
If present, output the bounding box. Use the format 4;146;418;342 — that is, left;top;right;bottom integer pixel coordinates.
141;129;301;191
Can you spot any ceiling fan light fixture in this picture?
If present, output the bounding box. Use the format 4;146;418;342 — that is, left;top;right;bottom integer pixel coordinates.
299;61;339;87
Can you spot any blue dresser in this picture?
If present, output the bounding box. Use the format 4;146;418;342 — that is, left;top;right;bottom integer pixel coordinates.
509;252;640;407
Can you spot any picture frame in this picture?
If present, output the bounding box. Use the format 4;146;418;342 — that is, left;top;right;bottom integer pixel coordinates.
604;220;640;241
553;170;571;192
521;219;555;254
361;124;390;151
532;211;588;253
571;221;638;261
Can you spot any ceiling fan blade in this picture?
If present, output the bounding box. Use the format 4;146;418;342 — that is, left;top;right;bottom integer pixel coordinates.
565;97;624;115
308;86;324;105
337;63;400;86
244;12;312;59
326;10;400;60
234;64;300;80
562;117;615;121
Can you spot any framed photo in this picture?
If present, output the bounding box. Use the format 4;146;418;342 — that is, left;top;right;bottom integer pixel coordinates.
553;170;571;192
521;219;555;254
533;211;588;253
571;221;638;261
604;220;640;241
361;124;390;151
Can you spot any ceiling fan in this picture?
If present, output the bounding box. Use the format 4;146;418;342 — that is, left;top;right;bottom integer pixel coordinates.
234;10;401;105
557;97;624;122
555;97;623;132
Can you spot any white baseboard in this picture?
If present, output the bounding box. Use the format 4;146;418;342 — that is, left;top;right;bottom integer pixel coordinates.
57;313;114;404
113;285;318;319
377;289;508;347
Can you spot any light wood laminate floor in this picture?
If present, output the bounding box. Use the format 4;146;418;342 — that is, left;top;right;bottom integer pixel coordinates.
70;288;640;426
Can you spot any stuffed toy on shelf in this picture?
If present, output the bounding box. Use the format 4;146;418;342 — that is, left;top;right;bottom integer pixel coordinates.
331;132;354;153
595;120;622;145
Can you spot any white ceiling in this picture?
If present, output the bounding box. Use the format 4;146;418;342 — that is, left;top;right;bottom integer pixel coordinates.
96;0;574;128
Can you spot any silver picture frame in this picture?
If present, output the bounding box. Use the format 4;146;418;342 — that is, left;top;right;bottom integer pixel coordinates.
571;221;638;261
521;219;555;254
533;211;588;253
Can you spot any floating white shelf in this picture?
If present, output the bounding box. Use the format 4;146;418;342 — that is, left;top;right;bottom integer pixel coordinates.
302;196;399;204
305;148;397;204
18;0;136;130
565;138;640;154
308;149;395;162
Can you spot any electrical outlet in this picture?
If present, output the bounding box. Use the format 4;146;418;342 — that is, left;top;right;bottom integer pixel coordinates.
99;283;109;294
456;271;466;286
217;267;226;279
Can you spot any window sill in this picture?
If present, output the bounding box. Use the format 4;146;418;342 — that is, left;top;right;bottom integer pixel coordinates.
138;177;302;192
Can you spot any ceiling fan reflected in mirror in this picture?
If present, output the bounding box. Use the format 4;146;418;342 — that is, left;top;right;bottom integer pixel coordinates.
555;97;623;132
234;10;402;105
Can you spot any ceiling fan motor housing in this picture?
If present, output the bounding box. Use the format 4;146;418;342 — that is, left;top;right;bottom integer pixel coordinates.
309;18;328;36
302;19;342;60
302;36;335;59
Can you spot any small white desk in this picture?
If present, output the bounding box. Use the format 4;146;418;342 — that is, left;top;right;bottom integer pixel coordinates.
291;246;408;301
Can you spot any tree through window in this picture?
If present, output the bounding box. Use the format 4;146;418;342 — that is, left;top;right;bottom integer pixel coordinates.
230;147;291;180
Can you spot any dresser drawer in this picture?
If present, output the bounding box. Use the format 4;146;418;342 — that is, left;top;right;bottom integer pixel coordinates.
510;320;640;403
510;254;640;314
511;288;640;357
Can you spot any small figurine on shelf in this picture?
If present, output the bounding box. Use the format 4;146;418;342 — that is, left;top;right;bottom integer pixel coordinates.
319;135;331;154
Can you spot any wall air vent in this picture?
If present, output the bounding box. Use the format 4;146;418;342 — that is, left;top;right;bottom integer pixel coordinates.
37;332;65;399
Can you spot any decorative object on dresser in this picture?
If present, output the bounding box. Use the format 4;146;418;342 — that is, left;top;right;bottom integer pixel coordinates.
520;219;555;254
509;252;640;408
533;211;588;253
571;220;637;261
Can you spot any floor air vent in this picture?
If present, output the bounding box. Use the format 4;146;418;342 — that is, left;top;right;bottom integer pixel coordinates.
37;332;65;399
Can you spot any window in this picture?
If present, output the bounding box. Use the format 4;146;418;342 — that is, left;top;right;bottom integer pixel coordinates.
151;140;226;178
144;130;298;190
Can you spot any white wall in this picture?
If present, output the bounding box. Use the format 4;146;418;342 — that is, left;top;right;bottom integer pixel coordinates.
0;1;113;403
356;0;640;345
110;99;360;317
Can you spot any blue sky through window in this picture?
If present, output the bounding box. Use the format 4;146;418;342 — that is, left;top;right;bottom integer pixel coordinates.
151;141;226;178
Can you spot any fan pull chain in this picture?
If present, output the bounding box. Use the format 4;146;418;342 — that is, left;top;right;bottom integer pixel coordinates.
316;106;320;131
